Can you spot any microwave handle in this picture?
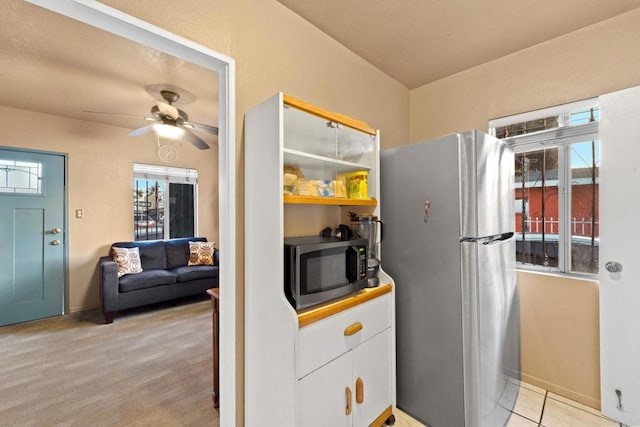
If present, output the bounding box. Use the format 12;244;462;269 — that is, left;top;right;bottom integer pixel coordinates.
346;246;361;282
377;219;384;243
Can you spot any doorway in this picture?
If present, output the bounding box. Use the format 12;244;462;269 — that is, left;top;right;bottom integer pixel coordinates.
23;1;237;425
0;148;66;326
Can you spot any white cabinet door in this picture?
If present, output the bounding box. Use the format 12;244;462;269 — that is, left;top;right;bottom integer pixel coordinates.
352;329;392;427
599;85;640;425
298;352;353;427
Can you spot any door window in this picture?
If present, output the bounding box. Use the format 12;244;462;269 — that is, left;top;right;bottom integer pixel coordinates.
0;159;42;194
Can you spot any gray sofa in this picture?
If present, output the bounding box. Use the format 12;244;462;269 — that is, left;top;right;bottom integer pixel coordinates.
99;237;219;323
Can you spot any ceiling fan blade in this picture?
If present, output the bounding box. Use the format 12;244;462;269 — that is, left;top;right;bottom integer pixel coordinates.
128;125;155;137
181;128;210;150
156;101;179;120
183;120;219;135
83;110;150;120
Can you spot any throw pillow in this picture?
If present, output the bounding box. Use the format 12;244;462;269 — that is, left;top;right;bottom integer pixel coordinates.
188;241;216;266
111;246;143;277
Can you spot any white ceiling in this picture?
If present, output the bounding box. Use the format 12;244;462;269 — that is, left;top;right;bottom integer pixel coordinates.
276;0;640;89
0;1;219;146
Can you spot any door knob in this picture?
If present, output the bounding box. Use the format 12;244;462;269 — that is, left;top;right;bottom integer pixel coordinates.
605;261;622;273
50;239;61;246
50;227;61;234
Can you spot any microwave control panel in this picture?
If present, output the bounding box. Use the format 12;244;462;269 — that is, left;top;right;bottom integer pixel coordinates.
358;247;367;278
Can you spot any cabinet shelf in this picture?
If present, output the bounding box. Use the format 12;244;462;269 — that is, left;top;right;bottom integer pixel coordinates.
283;148;371;174
284;195;377;206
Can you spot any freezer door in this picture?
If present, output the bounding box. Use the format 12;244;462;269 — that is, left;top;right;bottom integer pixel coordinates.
458;130;515;238
381;136;466;426
461;238;520;427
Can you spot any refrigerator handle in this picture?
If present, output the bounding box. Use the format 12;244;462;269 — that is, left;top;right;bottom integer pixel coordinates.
482;232;514;245
460;232;514;245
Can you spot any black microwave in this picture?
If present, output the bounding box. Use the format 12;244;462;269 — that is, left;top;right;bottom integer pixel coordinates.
284;236;368;310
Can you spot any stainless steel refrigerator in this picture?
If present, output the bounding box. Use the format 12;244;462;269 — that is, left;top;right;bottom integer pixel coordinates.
381;130;520;427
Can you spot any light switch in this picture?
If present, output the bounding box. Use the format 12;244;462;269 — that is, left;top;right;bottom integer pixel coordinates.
75;209;84;219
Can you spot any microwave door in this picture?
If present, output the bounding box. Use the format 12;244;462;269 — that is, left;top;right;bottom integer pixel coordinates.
295;244;366;309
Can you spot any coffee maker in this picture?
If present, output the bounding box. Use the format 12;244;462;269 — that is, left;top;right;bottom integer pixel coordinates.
349;212;384;287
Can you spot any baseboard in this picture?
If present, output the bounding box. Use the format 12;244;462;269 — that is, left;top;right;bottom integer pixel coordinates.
67;304;102;314
521;372;601;410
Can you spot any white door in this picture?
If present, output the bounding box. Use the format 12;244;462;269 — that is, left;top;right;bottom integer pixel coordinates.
298;351;353;427
599;85;640;425
352;329;392;426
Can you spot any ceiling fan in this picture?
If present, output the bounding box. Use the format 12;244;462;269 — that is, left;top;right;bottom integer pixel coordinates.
84;87;218;150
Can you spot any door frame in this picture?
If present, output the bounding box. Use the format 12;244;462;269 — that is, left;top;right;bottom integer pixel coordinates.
0;146;69;318
24;2;237;425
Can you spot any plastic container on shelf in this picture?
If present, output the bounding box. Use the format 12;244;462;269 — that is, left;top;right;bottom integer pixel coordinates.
343;170;368;199
296;179;335;197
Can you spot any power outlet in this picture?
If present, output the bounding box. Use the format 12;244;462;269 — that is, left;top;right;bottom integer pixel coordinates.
75;209;84;219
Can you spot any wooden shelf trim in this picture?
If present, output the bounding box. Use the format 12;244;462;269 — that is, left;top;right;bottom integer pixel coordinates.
284;94;377;136
284;195;377;206
297;283;392;328
372;406;394;427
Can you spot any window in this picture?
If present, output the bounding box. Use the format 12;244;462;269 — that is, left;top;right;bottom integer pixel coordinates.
133;164;198;241
490;99;599;275
0;160;42;194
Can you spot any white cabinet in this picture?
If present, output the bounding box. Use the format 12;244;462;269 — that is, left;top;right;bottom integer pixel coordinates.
297;290;392;378
281;95;379;206
352;329;393;426
298;344;353;427
245;93;395;427
298;329;392;427
599;85;640;425
282;101;377;202
297;293;393;426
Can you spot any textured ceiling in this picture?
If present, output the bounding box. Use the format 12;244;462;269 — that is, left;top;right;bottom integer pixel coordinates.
277;0;640;89
5;0;639;135
0;1;218;145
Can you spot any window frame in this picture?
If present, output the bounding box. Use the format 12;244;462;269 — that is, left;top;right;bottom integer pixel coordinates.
133;163;198;241
490;100;599;276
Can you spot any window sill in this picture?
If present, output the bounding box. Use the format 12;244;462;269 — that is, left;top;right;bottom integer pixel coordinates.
516;266;599;284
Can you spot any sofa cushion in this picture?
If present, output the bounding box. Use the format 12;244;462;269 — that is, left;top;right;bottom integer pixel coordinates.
119;269;177;293
113;240;167;270
111;246;143;278
166;237;206;269
188;241;216;266
171;265;219;283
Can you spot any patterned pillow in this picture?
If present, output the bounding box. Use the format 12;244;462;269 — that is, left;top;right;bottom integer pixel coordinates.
188;241;216;266
111;246;143;277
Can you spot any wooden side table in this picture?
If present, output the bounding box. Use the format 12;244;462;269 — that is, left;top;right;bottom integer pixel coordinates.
206;288;220;408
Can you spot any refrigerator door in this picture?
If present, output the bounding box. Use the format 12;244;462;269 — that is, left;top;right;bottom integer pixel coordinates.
461;237;520;427
381;131;519;426
381;135;465;426
459;130;514;239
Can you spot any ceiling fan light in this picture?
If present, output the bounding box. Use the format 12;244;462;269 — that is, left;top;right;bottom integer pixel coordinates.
153;123;184;139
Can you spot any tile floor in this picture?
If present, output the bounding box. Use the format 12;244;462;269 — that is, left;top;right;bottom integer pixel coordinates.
393;380;620;427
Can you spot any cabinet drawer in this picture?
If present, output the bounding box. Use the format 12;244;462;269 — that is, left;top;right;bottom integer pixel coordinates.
297;293;391;379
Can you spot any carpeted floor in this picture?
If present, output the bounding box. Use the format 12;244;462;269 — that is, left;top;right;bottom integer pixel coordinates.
0;297;219;426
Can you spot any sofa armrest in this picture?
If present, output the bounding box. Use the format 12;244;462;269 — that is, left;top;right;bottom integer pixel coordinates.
214;248;220;266
99;256;120;315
